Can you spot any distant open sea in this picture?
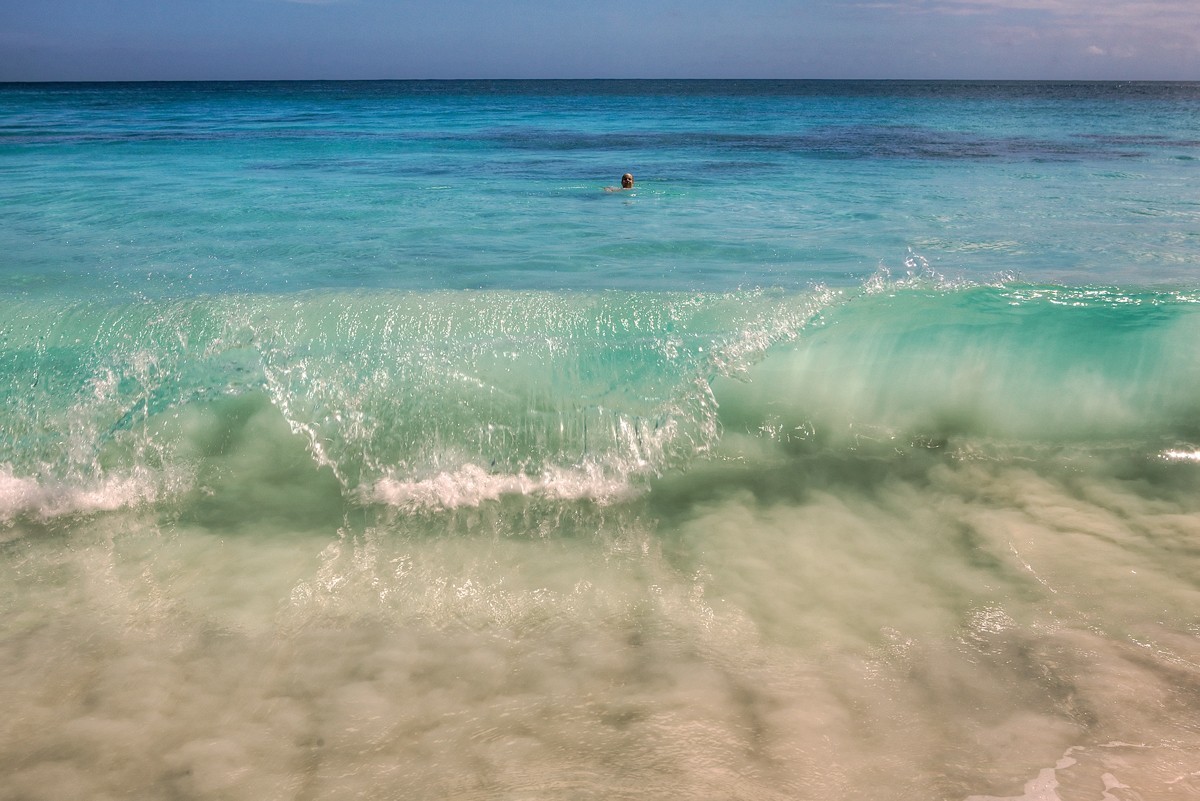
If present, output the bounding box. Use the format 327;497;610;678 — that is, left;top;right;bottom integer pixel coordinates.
2;80;1200;800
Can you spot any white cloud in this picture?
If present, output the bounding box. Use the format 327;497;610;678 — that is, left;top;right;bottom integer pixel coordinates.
864;0;1200;26
859;0;1200;57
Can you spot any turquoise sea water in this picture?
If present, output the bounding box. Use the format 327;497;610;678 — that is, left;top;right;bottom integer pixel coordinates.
2;81;1200;800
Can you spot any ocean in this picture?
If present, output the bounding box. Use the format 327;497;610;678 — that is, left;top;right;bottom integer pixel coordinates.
1;80;1199;800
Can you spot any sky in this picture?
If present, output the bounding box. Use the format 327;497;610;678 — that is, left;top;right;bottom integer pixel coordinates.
1;0;1198;82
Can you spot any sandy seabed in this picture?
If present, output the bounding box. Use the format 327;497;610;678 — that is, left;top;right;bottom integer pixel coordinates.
2;453;1200;801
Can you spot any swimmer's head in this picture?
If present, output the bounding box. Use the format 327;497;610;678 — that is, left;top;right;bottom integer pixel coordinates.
621;173;634;188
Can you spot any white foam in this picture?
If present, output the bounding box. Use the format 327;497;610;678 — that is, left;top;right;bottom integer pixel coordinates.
1161;448;1200;462
0;464;171;524
964;748;1081;801
366;462;636;511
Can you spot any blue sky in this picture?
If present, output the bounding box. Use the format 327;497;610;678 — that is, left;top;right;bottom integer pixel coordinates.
2;0;1197;81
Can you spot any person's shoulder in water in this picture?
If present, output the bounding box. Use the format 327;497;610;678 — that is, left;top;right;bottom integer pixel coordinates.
604;173;634;192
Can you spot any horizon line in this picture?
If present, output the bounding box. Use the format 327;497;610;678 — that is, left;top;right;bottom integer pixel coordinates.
3;76;1197;85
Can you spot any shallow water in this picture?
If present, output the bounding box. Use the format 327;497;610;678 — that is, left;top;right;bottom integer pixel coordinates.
1;81;1199;800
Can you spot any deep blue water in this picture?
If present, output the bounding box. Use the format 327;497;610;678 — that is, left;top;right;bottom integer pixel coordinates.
2;81;1200;801
4;80;1199;297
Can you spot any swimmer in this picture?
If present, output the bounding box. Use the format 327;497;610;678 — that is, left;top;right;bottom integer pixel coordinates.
605;173;634;192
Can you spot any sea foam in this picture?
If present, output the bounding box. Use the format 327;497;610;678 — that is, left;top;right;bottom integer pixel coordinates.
0;464;170;525
367;462;636;511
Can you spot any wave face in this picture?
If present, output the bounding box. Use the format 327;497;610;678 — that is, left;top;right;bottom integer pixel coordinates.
4;282;1197;521
720;283;1200;449
0;288;823;519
